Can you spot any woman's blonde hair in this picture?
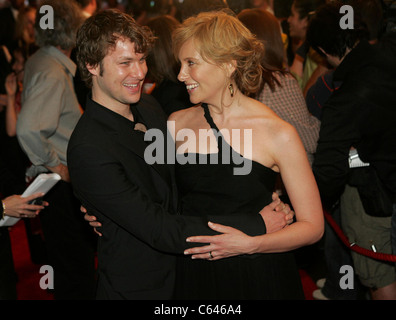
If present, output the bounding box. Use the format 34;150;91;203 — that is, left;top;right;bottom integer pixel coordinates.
172;10;264;96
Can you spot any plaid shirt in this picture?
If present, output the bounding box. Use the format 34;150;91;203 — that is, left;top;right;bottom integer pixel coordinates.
258;72;320;165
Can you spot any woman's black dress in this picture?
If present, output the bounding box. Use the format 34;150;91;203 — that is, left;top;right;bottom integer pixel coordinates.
174;103;304;300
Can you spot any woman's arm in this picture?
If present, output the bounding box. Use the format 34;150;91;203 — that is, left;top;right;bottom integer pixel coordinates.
184;123;324;260
82;192;294;238
251;124;324;252
5;73;18;137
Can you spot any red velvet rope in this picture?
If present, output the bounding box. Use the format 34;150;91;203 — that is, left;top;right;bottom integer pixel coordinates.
323;210;396;263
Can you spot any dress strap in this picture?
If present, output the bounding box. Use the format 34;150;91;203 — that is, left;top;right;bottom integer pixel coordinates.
202;103;221;132
202;103;224;154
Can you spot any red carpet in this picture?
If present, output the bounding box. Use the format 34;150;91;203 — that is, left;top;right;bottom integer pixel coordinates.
9;220;53;300
299;269;316;300
9;219;316;300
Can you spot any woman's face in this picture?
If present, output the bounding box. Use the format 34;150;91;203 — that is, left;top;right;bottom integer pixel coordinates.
177;39;228;106
25;9;36;42
287;3;308;40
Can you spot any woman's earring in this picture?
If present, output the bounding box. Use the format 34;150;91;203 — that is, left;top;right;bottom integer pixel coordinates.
228;83;234;98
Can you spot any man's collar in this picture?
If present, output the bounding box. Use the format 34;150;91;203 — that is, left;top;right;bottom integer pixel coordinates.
333;40;373;81
42;46;77;76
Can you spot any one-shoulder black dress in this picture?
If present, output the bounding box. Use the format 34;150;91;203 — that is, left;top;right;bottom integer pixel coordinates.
174;104;304;300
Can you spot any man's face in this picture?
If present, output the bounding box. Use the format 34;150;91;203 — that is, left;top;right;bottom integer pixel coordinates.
90;38;148;109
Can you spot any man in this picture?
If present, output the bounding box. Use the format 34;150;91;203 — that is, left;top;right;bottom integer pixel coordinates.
68;9;291;300
308;1;396;300
16;0;96;300
306;0;385;301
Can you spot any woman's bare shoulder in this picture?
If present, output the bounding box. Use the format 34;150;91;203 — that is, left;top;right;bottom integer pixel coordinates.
248;99;300;148
168;104;203;128
168;105;201;120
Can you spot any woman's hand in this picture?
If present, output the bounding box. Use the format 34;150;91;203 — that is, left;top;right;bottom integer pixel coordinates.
3;192;48;219
5;73;17;97
184;222;255;261
183;194;294;261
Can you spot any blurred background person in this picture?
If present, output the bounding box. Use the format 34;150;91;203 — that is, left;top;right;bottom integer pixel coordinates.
0;0;25;53
287;0;328;95
0;153;48;300
145;15;193;116
308;1;396;300
238;8;320;166
14;5;37;57
16;0;97;300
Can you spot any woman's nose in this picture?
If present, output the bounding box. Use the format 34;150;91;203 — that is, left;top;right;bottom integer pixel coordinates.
178;66;188;82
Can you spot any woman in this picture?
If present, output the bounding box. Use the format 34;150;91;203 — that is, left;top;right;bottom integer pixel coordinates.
14;6;38;58
288;0;328;94
170;11;323;299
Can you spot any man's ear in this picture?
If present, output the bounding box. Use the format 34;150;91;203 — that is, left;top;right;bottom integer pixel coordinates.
86;63;99;76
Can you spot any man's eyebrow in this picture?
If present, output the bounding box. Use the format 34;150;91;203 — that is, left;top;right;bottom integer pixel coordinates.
118;54;147;61
118;56;134;60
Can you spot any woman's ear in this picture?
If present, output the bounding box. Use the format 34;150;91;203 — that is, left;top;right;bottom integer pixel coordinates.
225;60;237;77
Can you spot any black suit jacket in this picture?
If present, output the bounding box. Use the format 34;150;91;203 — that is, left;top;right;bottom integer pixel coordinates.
312;38;396;208
68;94;266;299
